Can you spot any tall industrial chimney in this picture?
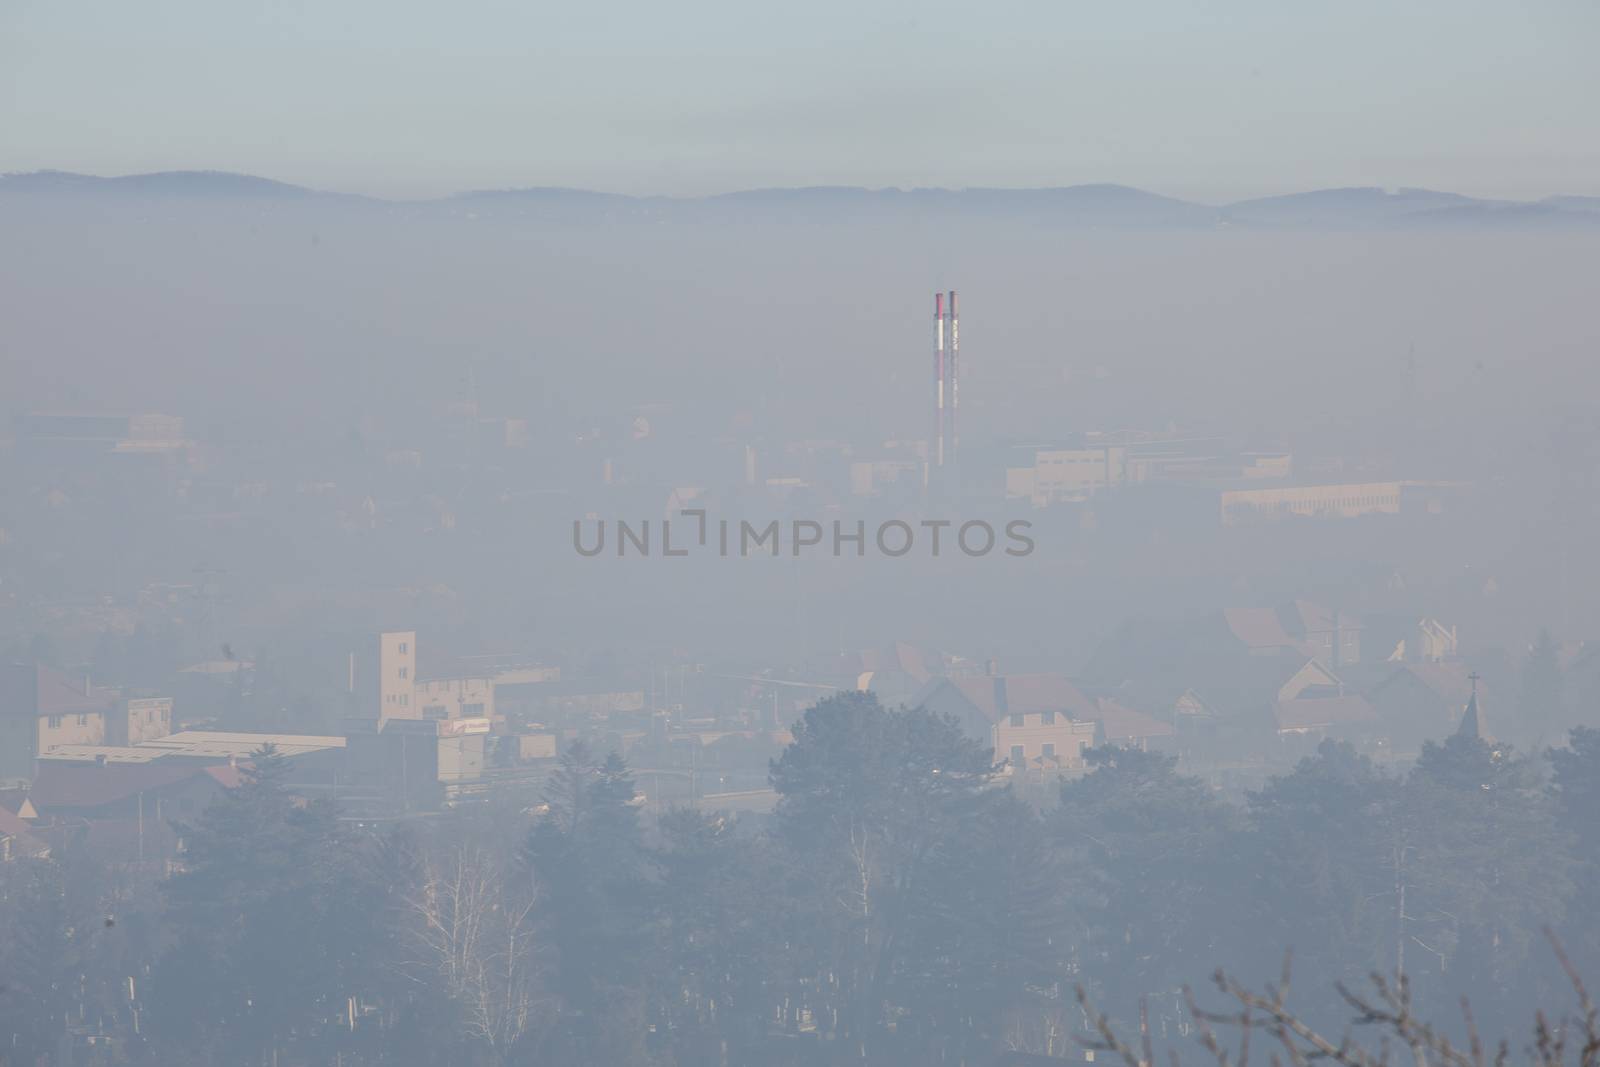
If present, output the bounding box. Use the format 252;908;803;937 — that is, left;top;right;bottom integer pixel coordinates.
934;292;945;469
948;290;959;464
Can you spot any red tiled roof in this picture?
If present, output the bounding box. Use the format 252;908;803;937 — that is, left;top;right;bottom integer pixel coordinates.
28;763;230;811
1091;699;1176;741
1389;662;1478;705
1222;607;1300;651
0;806;50;858
842;642;942;684
203;764;246;789
0;806;36;838
1277;599;1361;636
947;673;1097;725
1;662;118;717
38;668;118;715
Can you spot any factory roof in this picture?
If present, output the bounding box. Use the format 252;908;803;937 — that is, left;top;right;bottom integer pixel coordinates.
145;731;345;759
43;731;346;766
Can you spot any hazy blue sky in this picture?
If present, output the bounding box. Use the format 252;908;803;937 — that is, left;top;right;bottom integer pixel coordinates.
3;0;1597;200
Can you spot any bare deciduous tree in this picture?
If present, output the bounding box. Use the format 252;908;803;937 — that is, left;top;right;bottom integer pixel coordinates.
1078;933;1599;1067
405;844;543;1065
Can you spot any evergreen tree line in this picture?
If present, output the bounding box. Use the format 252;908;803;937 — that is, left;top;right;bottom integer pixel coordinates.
4;692;1600;1067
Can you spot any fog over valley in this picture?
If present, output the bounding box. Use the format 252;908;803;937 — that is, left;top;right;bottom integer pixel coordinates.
5;27;1600;1061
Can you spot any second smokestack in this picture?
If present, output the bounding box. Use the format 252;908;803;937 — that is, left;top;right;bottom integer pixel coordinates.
948;289;959;465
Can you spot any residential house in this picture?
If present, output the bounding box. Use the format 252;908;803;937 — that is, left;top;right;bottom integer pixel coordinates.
915;673;1098;774
1363;615;1459;663
1369;662;1486;751
25;760;241;861
0;663;117;784
1209;651;1376;742
1104;681;1217;736
1271;693;1378;740
840;641;946;708
1090;699;1177;750
1085;600;1357;690
1085;605;1381;758
1215;601;1361;669
1275;599;1362;669
1219;607;1307;658
0;800;49;861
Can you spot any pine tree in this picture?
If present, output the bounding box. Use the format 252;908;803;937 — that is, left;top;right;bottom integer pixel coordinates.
1405;733;1573;1027
1245;741;1409;1027
1548;727;1600;977
1056;746;1242;1028
151;745;371;1064
523;742;652;1066
650;808;784;1065
768;691;1006;1060
0;860;77;1062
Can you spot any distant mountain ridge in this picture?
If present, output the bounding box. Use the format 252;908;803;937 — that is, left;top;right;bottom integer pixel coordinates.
1;169;354;199
1220;186;1479;227
4;169;1599;230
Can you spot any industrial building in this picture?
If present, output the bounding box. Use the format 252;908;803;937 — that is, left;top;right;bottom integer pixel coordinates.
353;630;498;729
1004;433;1289;508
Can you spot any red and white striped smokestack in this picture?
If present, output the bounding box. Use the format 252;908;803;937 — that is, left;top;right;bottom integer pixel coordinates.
934;292;945;468
948;290;959;463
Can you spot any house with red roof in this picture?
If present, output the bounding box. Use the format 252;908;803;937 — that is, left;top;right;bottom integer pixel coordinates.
1369;662;1487;751
25;760;242;861
839;642;947;708
0;802;50;861
1090;699;1177;750
0;663;118;784
1272;693;1378;739
915;672;1099;774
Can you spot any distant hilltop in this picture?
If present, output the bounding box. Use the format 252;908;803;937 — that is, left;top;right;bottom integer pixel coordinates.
3;168;1600;230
